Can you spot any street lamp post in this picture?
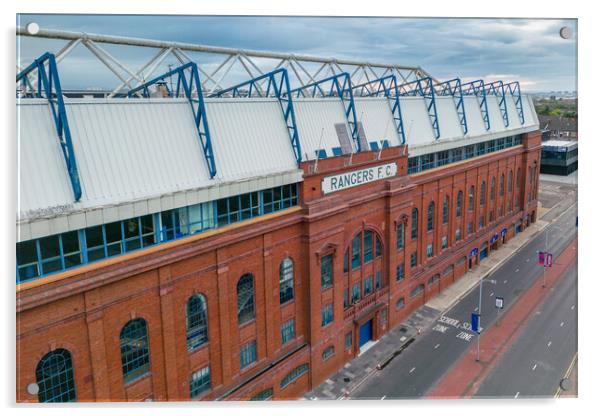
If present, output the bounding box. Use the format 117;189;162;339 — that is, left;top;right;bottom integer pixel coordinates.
542;224;562;288
475;277;496;362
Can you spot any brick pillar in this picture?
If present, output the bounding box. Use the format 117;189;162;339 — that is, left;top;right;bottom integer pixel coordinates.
157;265;180;400
262;236;275;362
84;289;111;401
216;261;233;385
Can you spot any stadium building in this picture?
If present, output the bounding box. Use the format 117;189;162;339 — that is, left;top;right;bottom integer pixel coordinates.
16;29;541;402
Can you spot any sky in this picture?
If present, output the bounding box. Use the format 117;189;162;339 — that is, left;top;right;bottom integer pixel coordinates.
16;15;577;92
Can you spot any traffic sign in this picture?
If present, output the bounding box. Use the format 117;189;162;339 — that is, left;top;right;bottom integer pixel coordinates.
538;251;553;267
495;296;504;309
471;313;481;333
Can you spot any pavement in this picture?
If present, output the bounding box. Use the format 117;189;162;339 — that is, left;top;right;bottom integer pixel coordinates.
304;177;577;400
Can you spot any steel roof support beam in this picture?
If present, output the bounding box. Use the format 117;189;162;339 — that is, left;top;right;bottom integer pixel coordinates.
462;79;491;131
209;68;303;164
352;75;407;144
434;78;468;135
503;81;525;125
288;72;362;151
484;80;509;128
17;53;83;201
397;77;441;139
127;63;217;178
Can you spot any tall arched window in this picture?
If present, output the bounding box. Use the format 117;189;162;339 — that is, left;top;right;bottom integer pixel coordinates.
411;208;418;240
500;174;505;196
469;186;475;211
120;318;150;384
442;195;449;224
427;201;435;231
508;170;513;193
280;257;294;304
36;349;76;402
490;177;496;201
480;181;486;207
456;191;463;217
237;274;255;324
186;294;209;351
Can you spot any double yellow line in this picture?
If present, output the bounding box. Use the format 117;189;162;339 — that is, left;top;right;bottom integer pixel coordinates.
555;353;577;398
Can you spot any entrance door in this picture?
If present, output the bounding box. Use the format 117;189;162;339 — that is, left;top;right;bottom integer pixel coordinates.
469;258;473;269
359;320;373;348
479;247;488;261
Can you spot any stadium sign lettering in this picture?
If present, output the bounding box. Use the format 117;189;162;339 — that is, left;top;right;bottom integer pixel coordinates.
322;163;397;194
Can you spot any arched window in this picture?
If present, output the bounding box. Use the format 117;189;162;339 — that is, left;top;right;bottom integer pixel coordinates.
36;349;76;402
237;274;255;324
469;186;475;211
279;258;294;304
347;230;384;272
480;181;486;207
411;208;419;240
508;170;513;193
442;195;449;224
186;294;209;351
456;191;463;217
120;318;150;384
411;284;425;299
427;201;435;231
396;222;404;250
490;177;496;201
500;174;505;196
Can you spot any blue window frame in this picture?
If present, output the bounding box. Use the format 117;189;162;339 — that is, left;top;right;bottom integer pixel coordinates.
436;150;448;167
442;235;448;249
396;222;405;250
480;181;486;207
280;364;309;389
343;288;349;309
240;340;257;370
396;263;405;281
427;201;435;231
120;318;150;384
364;231;373;263
408;157;420;174
251;388;274;401
343;249;349;273
237;274;255;325
376;237;382;257
465;145;474;159
345;332;352;350
411;284;425;299
443;196;449;224
456;191;463;217
281;318;295;345
36;349;77;403
369;141;380;151
411;208;418;240
491;177;496;201
455;228;461;241
321;303;333;327
280;257;294;304
364;275;373;296
186;294;209;351
316;149;327;159
410;252;417;268
351;234;361;269
322;346;335;361
375;271;382;290
352;283;360;304
427;244;433;258
396;296;405;310
332;146;343;156
190;366;211;398
477;142;486;155
451;148;462;162
321;254;333;289
420;153;435;170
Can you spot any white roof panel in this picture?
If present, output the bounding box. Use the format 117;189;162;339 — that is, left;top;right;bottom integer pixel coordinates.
434;96;464;141
399;97;436;146
17;101;75;219
204;99;298;180
354;98;402;147
293;99;352;160
462;95;489;138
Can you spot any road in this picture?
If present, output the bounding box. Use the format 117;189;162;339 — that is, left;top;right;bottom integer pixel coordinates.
473;265;577;398
352;201;577;399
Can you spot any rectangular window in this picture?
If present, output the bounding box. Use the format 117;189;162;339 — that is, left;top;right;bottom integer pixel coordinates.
441;236;448;250
437;150;449;166
38;235;62;275
351;235;361;269
343;289;349;309
396;263;405;281
427;244;433;258
455;228;461;241
16;240;39;282
281;319;295;345
345;332;352;350
408;157;420;174
321;254;333;289
410;252;417;268
465;145;474;159
190;366;211;398
240;340;257;370
375;271;382;290
321;303;333;327
364;276;373;296
477;142;486;156
479;216;484;228
451;148;462;162
420;153;435;171
343;250;349;273
364;231;373;263
352;283;361;304
468;222;474;235
396;223;404;250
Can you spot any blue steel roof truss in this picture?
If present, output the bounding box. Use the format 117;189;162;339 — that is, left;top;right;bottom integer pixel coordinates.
503;82;525;125
484;81;509;128
462;80;491;131
434;78;468;135
352;75;407;144
209;68;303;164
287;73;363;152
397;77;441;139
127;63;217;178
16;53;83;202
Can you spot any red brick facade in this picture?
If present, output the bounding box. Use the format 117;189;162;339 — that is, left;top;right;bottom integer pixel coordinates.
16;131;541;402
